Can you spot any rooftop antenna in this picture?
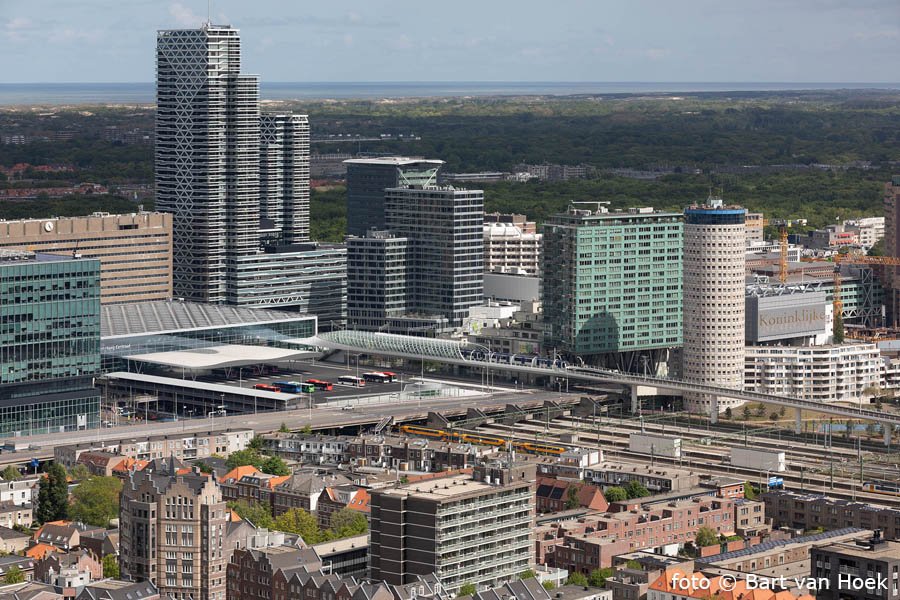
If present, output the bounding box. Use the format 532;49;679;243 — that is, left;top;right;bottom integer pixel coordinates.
206;0;212;27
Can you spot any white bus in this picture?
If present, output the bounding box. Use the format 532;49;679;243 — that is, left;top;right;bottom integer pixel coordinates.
338;375;366;387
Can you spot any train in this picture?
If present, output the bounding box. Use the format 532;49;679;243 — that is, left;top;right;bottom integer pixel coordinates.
460;349;570;370
862;481;900;497
398;424;567;455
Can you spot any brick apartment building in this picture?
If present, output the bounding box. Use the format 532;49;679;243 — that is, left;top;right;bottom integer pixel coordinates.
762;490;900;540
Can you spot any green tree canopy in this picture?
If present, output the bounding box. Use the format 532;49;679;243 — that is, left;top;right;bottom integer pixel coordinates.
695;526;720;547
588;568;614;588
274;508;323;544
743;482;757;500
261;456;290;476
0;466;21;481
36;463;69;524
102;554;120;579
225;449;265;470
567;572;589;587
604;486;628;502
70;476;123;527
519;570;536;580
330;508;368;538
4;565;24;584
624;480;650;499
228;500;275;530
458;583;477;596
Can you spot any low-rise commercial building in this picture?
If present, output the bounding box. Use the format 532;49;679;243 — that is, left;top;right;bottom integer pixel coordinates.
582;462;700;494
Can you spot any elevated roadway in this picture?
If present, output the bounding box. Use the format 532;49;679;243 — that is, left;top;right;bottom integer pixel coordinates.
316;330;900;444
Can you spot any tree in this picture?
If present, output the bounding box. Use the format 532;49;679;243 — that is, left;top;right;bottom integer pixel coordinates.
273;508;322;544
459;583;477;596
625;559;642;570
519;570;536;580
102;554;120;579
743;482;757;500
195;461;213;474
755;404;766;418
261;456;290;476
300;425;312;434
4;565;23;584
604;486;627;502
565;485;580;510
248;436;266;451
330;509;368;538
542;581;556;591
742;405;751;421
588;568;614;588
279;422;291;433
695;526;719;547
70;476;123;527
724;407;732;420
36;463;69;524
833;311;844;343
567;572;589;587
0;466;21;481
68;464;90;482
778;406;786;418
225;449;264;470
228;500;275;529
624;480;650;499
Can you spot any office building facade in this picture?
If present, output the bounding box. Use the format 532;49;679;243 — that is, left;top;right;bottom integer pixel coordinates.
0;250;101;436
347;230;408;330
384;185;484;327
542;206;682;371
682;202;747;415
0;212;173;304
484;220;542;275
344;157;443;236
259;113;310;245
120;461;230;600
368;463;536;595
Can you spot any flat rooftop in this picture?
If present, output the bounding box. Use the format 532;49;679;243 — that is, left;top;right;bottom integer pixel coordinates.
343;157;444;166
377;474;494;501
816;539;900;560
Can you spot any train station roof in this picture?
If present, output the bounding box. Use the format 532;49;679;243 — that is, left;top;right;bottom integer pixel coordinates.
123;344;318;371
317;330;468;360
101;301;316;339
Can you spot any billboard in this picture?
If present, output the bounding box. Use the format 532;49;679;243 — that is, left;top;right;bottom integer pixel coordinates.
746;292;830;342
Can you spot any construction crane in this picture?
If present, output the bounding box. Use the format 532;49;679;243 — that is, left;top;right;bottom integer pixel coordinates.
802;254;900;321
761;218;790;284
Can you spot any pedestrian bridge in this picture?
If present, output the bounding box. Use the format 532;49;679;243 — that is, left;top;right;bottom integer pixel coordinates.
315;330;900;444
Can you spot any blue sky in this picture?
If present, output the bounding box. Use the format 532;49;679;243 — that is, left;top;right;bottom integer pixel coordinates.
1;0;898;83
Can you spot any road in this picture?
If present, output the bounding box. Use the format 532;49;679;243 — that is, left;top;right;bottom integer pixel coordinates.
3;387;574;466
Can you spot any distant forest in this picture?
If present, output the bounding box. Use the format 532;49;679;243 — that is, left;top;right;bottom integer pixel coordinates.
1;89;898;241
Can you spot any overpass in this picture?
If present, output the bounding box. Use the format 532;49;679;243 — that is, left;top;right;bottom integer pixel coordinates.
315;330;900;445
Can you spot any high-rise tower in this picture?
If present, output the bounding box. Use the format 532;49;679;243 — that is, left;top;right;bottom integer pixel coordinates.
156;25;259;303
156;24;345;325
682;199;747;417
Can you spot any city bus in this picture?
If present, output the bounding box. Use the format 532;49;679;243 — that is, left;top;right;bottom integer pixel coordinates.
380;371;397;383
338;375;366;387
363;372;392;384
253;383;280;392
305;379;333;392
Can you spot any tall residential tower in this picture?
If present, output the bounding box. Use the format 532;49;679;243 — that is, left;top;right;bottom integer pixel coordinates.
682;200;747;416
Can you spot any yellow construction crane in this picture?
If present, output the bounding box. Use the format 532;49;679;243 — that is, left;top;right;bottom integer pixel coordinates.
761;218;790;283
803;254;900;320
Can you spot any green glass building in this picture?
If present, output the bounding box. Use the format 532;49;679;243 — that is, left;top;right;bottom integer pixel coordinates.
0;250;101;436
542;207;683;370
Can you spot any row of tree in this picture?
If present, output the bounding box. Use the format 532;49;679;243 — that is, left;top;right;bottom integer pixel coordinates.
228;500;368;545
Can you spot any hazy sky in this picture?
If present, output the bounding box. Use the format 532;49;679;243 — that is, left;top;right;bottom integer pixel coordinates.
1;0;898;83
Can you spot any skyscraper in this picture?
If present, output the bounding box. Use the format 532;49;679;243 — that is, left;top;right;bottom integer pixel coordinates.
156;23;345;326
541;206;682;373
156;25;257;303
384;185;484;327
883;176;900;325
682;199;747;417
259;113;310;245
344;157;444;236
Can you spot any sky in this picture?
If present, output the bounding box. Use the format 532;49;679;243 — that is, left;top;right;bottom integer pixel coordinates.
0;0;898;83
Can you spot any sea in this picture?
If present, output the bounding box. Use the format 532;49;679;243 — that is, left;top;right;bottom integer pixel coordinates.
0;81;898;106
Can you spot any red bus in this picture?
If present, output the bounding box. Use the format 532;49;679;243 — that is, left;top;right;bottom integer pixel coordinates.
305;379;333;391
253;383;280;392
